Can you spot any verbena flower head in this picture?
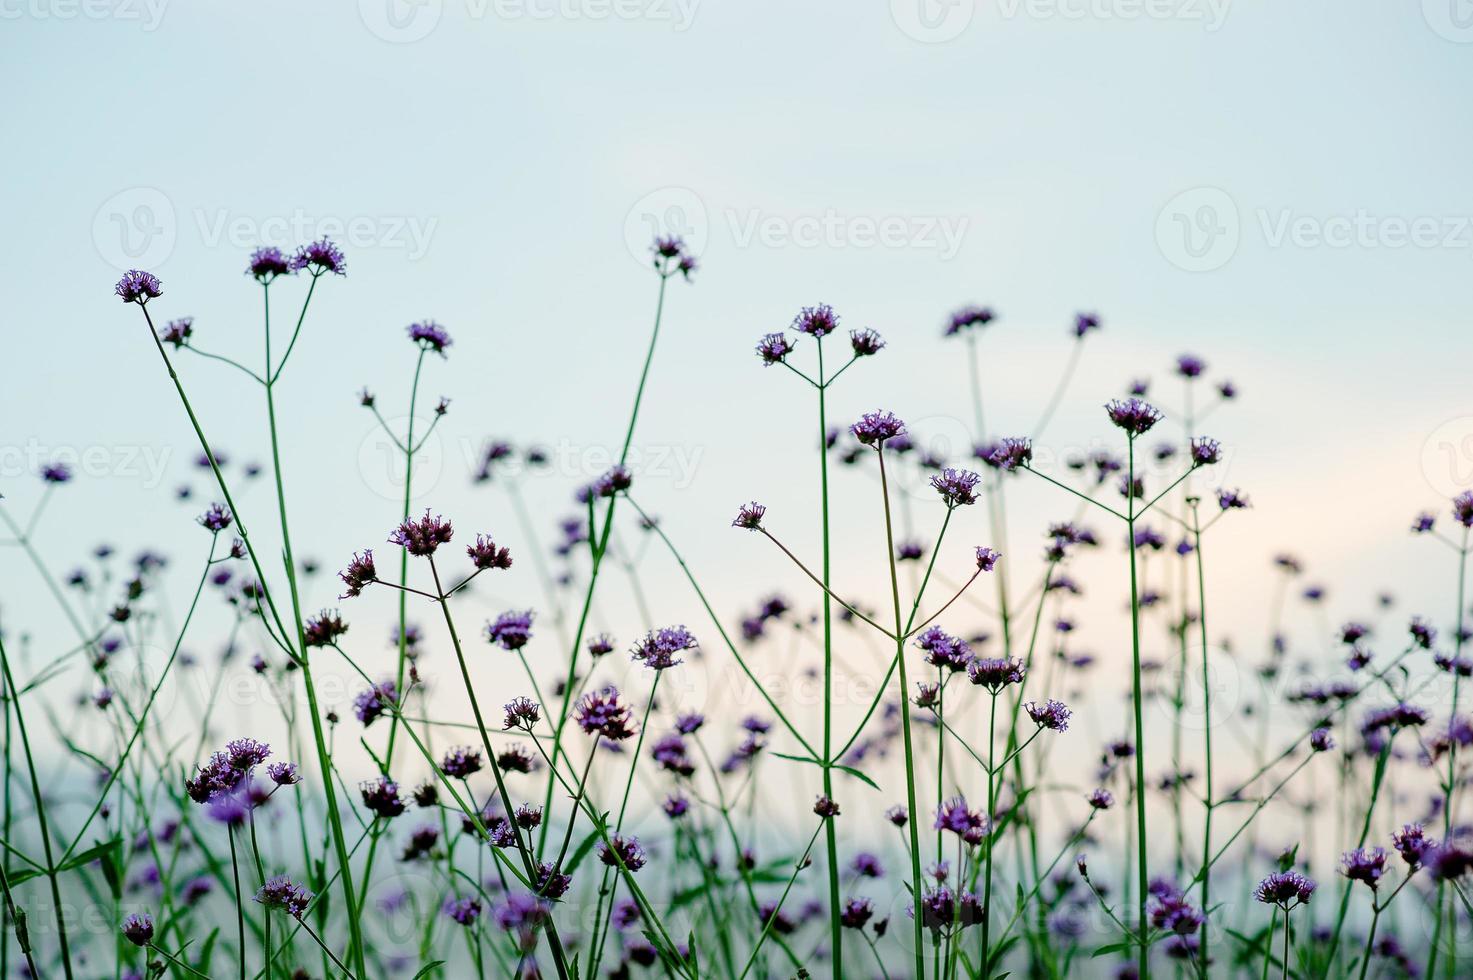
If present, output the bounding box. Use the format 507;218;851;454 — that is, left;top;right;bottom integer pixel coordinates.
934;796;986;845
814;795;841;818
486;610;534;651
631;625;697;670
160;317;193;347
840;897;874;929
975;546;1001;571
115;270;162;304
267;761;300;786
442;896;482;926
599;833;647;871
353;679;398;727
1341;847;1387;889
1412;512;1436;533
1088;788;1114;810
1217;488;1250;510
1190;437;1222;466
930;468;981;507
967;656;1026;692
503;696;541;730
1073;312;1101;337
1025;698;1072;732
987;438;1032;471
121;912;153;946
1392;824;1432;867
575;686;637;740
1424;841;1473;881
255;875;312;918
792;303;839;337
338;550;377;598
1105;398;1163;436
850;328;885;356
850;410;906;446
1309;727;1335;752
1255;870;1316;909
915;626;972;673
588;633;616;657
441;746;483;779
945;305;995;337
1148;887;1203;936
41;462;72;484
247;246;293;282
732;501;766;530
1409;616;1437;649
360;776;406;818
1175;354;1206;378
389;510;454;556
755;332;795;366
291;237;346;276
408;321;452;354
1453;491;1473;528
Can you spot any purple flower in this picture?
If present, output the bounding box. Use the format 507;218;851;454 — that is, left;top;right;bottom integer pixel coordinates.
1254;870;1316;909
1073;312;1101;337
442;896;481;926
121;913;153;946
338;550;377;598
255;875;312;918
967;656;1026;692
503;696;541;730
389;510;454;556
1088;788;1114;810
160;317;193;347
840;898;874;929
40;462;73;484
916;626;973;673
792;303;839;337
945;305;995;337
441;746;483;779
1190;437;1222;466
850;410;906;446
1148;888;1203;935
206;792;250;826
885;804;909;827
360;776;406;818
934;796;986;845
756;332;795;366
587;633;615;657
463;534;512;572
732;501;766;530
1025;699;1071;732
408;321;451;354
599;834;647;872
814;795;841;818
1309;728;1334;752
267;762;300;786
987;438;1033;471
930;468;981;507
1341;847;1387;889
575;686;637;740
115;270;162;304
291;237;346;276
1105;398;1163;436
1392;824;1432;867
1425;841;1473;881
1410;617;1437;649
1217;488;1250;510
1453;491;1473;528
975;546;1001;571
631;625;697;670
247;246;293;281
353;680;398;727
497;744;540;774
1175;354;1206;378
486;610;534;651
1413;512;1436;533
594;464;633;498
534;862;573;898
850;328;885;356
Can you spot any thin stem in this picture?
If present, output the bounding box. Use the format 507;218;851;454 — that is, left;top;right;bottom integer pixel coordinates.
1126;436;1149;980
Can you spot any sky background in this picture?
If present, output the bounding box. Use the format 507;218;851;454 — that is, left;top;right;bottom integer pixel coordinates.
3;0;1473;879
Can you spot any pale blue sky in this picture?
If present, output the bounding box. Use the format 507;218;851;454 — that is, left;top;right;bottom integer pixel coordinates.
3;1;1472;847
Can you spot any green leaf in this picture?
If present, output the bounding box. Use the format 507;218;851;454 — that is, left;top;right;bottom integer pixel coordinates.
1091;942;1133;958
410;961;444;980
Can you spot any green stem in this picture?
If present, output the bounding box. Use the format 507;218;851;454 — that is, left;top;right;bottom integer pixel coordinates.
816;338;845;978
1126;436;1149;980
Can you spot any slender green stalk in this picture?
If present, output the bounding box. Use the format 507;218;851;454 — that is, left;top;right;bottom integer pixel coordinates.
228;827;247;980
1126;435;1149;980
1190;500;1214;969
980;692;997;973
876;446;928;980
815;337;845;977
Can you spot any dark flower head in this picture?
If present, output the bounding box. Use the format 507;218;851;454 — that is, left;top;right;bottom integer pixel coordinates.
1309;727;1334;752
792;303;839;337
1088;788;1114;810
975;546;1001;571
467;534;512;571
338;550;377;598
121;912;154;946
814;795;841;818
407;321;451;354
934;796;986;845
755;332;795;366
1025;698;1072;732
885;804;909;827
359;776;406;818
850;410;906;446
930;468;981;507
389;510;454;556
1254;870;1316;908
652;234;686;259
1190;437;1222;466
1341;847;1387;889
945;305;995;337
291;237;346;276
1175;354;1206;378
247;246;293;282
676;712;705;734
267;761;300;786
967;656;1026;692
732;501;766;530
987;438;1033;471
599;833;647;872
441;746;483;779
255;875;312;918
160;317;194;347
115;270;162;304
195;503;233;533
497;744;540;774
1413;512;1436;533
1424;841;1473;881
1105;398;1163;436
1453;491;1473;528
534;862;573;898
631;625;697;670
850;328;885;356
663;794;690;819
1409;617;1437;649
503;696;541;730
1218;380;1236;398
916;626;973;672
1148;889;1203;936
588;633;616;657
1073;312;1101;337
486;610;534;651
41;462;72;484
353;680;398;727
575;686;637;740
1392;824;1432;867
443;896;482;926
1217;488;1250;510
